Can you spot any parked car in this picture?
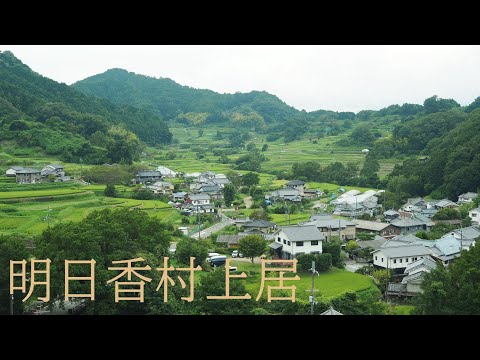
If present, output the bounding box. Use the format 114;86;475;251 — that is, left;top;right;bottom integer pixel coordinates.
229;266;238;272
232;250;244;258
210;255;227;267
207;253;221;262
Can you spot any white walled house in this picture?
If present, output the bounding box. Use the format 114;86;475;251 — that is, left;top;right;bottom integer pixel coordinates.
273;225;325;259
6;166;24;177
372;244;432;271
187;193;211;206
469;207;480;225
458;192;478;204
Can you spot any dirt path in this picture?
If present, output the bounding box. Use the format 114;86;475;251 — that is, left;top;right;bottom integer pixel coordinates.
244;196;253;209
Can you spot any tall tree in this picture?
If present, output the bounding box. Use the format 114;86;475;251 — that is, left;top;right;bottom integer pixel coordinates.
239;235;267;263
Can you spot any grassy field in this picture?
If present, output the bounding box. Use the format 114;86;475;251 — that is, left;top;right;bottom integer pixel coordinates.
391;305;415;315
159;127;402;182
0;188;182;235
229;261;375;302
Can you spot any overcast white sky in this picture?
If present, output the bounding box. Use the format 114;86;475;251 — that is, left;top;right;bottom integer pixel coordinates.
1;45;480;113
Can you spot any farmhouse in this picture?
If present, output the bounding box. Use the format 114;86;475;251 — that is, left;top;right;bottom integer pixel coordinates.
383;209;400;222
5;166;24;177
458;192;478;204
16;168;42;184
387;256;438;297
285;180;306;194
171;192;187;202
351;219;399;238
266;188;302;202
372;244;432;272
447;225;480;249
433;199;459;210
468;207;480;225
156;166;178;178
181;193;214;214
390;217;430;234
272;225;325;259
146;181;174;195
303;216;356;241
416;235;461;266
242;219;276;233
216;234;248;248
133;171;163;184
41;164;65;177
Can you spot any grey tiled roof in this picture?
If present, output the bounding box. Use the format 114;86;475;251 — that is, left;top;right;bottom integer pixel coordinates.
188;193;211;201
435;199;458;208
320;306;343;315
391;218;426;227
315;218;355;228
384;209;399;216
374;244;431;257
216;234;248;244
356;237;388;250
280;225;325;242
137;171;162;177
286;180;305;186
404;256;437;273
16;168;41;174
244;220;276;228
352;219;391;232
451;226;480;241
268;242;283;250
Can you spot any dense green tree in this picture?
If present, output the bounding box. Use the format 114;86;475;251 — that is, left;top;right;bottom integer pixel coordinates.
249;209;271;221
423;95;460;114
104;184;117;197
223;183;236;206
323;238;342;268
432;208;461;220
242;172;260;187
193;270;255;315
34;208;172;315
0;235;30;315
175;238;208;267
261;144;268;152
238;235;267;263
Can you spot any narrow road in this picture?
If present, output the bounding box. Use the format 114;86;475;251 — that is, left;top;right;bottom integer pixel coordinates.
190;212;234;240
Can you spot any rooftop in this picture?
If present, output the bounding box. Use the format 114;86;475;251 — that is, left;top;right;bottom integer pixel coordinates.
286;180;306;186
320;306;343;315
188;193;211;201
391;218;426;228
374;244;431;258
280;225;325;242
16;168;41;174
351;219;391;232
243;220;276;228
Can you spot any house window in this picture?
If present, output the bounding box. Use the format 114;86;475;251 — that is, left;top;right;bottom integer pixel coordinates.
381;258;384;262
406;227;410;231
393;259;397;264
278;237;281;242
375;256;378;261
399;259;403;263
297;242;304;247
283;240;286;244
287;241;291;246
311;241;318;246
472;213;477;217
406;258;408;263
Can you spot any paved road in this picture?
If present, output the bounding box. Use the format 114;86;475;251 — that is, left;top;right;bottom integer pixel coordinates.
344;259;367;273
230;256;263;264
190;213;234;240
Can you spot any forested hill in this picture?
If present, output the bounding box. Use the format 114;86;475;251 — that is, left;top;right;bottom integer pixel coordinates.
0;51;171;164
73;68;300;122
74;68;440;142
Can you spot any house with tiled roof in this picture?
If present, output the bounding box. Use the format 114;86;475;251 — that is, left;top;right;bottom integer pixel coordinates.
272;225;325;259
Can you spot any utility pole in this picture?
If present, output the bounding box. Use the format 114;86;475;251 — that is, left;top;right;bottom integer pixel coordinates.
309;261;319;315
385;255;389;304
197;205;201;241
47;205;51;228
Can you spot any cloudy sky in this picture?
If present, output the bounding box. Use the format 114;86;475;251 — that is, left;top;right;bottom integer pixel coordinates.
1;45;480;113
